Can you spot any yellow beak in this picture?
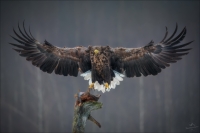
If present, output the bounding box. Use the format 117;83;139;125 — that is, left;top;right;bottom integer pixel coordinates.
94;49;99;54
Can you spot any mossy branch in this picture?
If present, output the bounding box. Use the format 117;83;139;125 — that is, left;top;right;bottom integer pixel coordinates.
72;92;103;133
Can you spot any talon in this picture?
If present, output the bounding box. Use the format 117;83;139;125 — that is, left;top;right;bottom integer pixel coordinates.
89;83;94;89
104;82;109;89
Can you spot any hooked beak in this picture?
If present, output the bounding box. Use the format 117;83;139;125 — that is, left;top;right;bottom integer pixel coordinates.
94;49;99;55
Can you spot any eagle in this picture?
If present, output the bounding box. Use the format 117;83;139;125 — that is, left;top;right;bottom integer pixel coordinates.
10;22;193;93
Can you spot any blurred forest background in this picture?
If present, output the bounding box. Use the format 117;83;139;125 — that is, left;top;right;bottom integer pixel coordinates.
1;1;199;132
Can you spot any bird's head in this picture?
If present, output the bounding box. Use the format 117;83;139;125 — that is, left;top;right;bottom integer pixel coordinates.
94;49;100;55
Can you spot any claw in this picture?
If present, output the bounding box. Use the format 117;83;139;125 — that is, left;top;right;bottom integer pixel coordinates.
104;83;109;89
89;83;94;89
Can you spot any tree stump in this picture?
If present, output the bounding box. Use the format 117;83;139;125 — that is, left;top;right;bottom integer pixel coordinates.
72;91;103;133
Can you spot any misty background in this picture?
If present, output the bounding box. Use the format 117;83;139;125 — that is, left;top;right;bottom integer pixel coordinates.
0;1;199;132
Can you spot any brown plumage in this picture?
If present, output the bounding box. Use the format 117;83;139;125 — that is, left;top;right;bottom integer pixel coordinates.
9;22;193;92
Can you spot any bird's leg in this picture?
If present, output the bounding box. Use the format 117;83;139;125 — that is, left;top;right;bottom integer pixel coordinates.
88;83;94;89
104;82;109;89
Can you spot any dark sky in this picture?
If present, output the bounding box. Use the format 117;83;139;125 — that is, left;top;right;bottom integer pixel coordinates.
1;1;199;132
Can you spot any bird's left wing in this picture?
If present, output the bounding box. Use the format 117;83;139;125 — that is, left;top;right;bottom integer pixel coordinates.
9;22;90;77
111;24;193;77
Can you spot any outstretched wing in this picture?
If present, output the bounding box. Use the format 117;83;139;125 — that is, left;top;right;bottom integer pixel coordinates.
111;24;193;77
10;22;91;76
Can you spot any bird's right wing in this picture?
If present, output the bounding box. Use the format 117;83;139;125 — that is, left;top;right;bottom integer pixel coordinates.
9;22;91;77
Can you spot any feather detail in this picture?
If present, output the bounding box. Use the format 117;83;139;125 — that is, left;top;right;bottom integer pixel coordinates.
81;70;124;93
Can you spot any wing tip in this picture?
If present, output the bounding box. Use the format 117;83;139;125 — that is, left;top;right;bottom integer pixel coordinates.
12;48;21;53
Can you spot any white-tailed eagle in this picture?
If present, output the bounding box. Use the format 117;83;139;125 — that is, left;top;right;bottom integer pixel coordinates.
10;22;193;93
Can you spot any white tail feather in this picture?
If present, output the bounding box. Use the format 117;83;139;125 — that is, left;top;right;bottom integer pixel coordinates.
81;70;124;93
